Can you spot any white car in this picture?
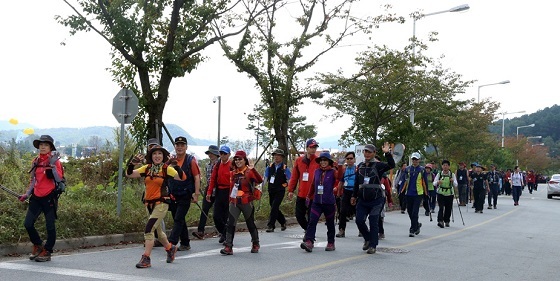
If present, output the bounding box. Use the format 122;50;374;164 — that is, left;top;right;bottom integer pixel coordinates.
547;174;560;199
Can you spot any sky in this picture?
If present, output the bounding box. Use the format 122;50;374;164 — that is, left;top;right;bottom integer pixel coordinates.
1;0;558;144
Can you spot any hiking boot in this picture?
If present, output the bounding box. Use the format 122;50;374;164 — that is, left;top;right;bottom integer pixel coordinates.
378;233;385;240
362;241;370;251
409;232;415;237
437;221;444;228
300;240;313;252
166;245;177;263
192;231;205;240
266;227;274;233
336;229;345;238
366;247;377;254
494;205;497;209
220;245;233;255
135;255;151;268
281;224;287;231
325;243;336;251
178;244;191;251
34;249;51;262
401;210;406;214
480;210;483;214
445;222;450;227
29;244;43;260
414;223;422;235
487;206;492;209
425;210;430;216
358;232;363;237
251;243;260;253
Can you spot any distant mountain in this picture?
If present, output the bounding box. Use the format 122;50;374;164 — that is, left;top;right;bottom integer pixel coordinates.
489;104;560;141
0;122;214;147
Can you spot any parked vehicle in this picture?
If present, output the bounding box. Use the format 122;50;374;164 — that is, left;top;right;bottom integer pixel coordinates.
547;174;560;199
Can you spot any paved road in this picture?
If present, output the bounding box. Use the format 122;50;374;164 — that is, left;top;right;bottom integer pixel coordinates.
1;184;558;280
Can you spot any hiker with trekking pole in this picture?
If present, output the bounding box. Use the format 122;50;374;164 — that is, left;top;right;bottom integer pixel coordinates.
18;135;65;262
433;160;458;228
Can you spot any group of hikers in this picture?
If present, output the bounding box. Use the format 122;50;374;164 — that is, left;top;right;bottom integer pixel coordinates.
17;134;536;268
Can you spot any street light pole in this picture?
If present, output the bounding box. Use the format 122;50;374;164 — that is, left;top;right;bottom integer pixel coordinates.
410;4;470;124
516;123;535;166
478;80;510;103
501;110;525;148
213;96;221;146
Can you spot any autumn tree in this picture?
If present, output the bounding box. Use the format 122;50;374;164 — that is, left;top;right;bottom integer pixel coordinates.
57;0;265;141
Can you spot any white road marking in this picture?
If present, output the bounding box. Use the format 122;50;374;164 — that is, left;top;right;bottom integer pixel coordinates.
0;262;172;281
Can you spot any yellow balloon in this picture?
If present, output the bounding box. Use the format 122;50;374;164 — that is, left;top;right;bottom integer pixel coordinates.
23;128;35;135
9;118;18;125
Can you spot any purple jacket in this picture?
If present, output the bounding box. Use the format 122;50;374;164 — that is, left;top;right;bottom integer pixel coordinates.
308;168;337;205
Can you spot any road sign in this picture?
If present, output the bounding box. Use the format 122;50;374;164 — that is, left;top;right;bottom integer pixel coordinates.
112;89;138;124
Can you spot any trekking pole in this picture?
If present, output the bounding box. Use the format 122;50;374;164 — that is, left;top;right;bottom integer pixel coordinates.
455;196;465;225
194;201;210;221
428;195;433;222
451;202;455;223
0;184;29;203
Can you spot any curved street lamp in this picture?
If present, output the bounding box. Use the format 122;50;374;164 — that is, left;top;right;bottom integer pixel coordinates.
478;80;510;103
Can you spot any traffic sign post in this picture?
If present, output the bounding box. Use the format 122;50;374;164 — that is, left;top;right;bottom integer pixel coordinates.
112;89;139;215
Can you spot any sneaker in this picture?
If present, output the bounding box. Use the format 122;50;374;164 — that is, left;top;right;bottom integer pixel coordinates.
431;209;435;213
34;249;51;262
362;241;370;251
135;255;151;268
437;221;444;228
29;244;43;260
401;210;406;214
219;234;226;244
220;245;233;255
266;227;274;233
487;206;492;209
325;243;336;251
366;247;376;254
192;231;205;240
358;232;363;237
251;243;260;253
494;205;497;209
336;230;345;238
445;222;450;227
281;224;287;231
378;233;385;240
178;244;191;251
475;210;480;213
409;232;415;237
166;245;177;263
300;240;313;252
480;210;483;214
414;223;422;235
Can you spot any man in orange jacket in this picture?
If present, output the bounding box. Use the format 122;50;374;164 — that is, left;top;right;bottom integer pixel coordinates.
288;139;320;231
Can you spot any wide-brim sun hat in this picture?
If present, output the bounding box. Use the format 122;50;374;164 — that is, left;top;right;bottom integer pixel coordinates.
146;145;170;164
33;135;56;151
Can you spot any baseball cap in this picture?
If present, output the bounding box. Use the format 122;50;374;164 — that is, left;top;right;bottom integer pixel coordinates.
147;138;159;147
306;138;319;148
364;144;376;153
411;152;421;160
219;145;231;154
174;136;187;144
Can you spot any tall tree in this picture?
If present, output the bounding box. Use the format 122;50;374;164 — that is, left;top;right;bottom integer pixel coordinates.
57;0;263;141
215;0;401;153
316;45;475;155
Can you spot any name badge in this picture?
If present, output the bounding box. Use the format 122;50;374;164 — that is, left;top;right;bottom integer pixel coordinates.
364;177;370;184
459;176;463;180
302;172;309;182
270;176;275;184
230;184;239;199
317;185;324;195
